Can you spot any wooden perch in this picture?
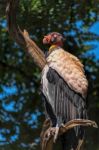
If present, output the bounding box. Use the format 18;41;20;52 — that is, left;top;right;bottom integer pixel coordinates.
6;0;46;69
41;119;98;150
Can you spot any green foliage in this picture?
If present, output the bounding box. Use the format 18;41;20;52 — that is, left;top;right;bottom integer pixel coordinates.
0;0;99;149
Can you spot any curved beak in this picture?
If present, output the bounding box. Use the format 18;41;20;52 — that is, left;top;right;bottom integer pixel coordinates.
43;35;51;44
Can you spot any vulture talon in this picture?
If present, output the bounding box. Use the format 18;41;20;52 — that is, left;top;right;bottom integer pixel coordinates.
60;123;65;128
45;127;54;139
44;126;60;143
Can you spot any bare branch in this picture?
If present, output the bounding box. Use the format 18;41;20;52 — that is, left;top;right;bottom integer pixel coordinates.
41;119;98;150
6;0;46;70
40;119;53;150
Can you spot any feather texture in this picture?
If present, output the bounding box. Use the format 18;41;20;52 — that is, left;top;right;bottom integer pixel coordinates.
47;48;88;98
41;66;87;126
41;48;88;149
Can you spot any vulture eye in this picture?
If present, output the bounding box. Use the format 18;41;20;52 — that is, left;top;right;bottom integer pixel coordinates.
51;35;57;43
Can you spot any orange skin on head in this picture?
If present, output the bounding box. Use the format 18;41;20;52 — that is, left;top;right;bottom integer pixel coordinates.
43;34;63;47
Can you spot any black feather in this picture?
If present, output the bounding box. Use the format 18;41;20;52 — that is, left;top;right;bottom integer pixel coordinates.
41;67;88;149
46;67;87;123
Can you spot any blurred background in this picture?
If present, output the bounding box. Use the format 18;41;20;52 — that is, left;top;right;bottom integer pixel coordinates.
0;0;99;149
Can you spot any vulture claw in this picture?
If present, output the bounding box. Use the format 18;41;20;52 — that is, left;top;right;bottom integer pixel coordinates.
43;126;60;143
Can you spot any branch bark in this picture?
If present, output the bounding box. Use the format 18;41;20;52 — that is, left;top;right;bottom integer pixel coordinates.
6;0;46;70
41;119;98;150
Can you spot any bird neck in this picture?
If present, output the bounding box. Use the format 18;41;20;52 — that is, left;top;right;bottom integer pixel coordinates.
49;43;62;53
49;44;58;51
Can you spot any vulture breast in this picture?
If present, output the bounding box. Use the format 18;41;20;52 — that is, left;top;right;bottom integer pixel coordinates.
46;48;88;98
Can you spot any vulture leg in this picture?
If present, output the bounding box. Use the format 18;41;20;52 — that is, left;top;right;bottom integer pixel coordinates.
53;125;59;142
43;125;59;143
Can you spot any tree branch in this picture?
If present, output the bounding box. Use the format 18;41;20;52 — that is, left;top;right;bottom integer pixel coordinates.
41;119;98;150
6;0;46;70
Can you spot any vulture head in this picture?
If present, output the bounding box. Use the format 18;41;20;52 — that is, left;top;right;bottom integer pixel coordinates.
43;32;65;47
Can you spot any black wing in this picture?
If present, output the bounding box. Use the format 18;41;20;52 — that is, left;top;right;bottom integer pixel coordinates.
41;66;88;126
